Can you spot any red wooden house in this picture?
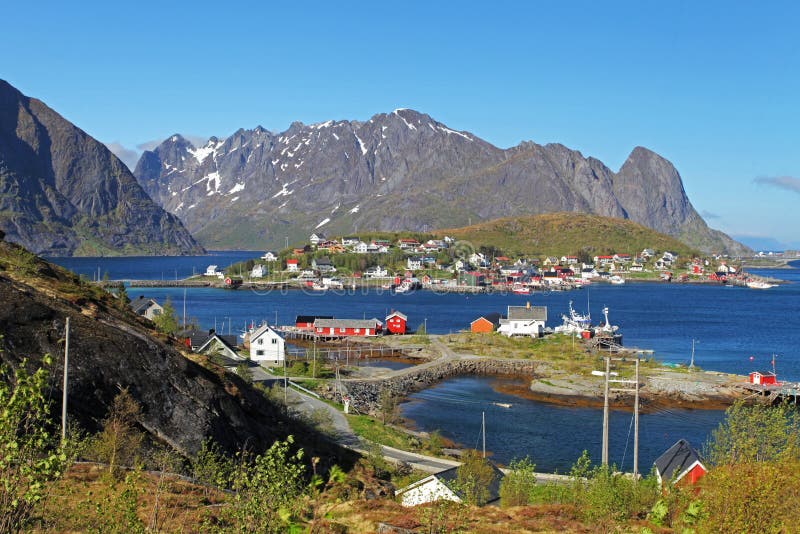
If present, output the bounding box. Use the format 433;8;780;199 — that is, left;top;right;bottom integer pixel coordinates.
749;370;777;385
654;439;707;488
385;311;408;335
470;313;503;333
313;318;382;338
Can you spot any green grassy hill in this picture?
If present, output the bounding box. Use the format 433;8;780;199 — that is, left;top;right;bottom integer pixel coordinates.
434;212;699;259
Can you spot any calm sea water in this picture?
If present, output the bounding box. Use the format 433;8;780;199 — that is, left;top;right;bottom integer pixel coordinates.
49;254;800;471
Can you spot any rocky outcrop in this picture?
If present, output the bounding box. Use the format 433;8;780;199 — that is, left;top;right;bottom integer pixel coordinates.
135;109;746;254
0;241;351;465
320;358;539;414
0;80;203;256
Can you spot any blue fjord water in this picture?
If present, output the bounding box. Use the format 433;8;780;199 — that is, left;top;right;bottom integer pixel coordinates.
50;255;800;471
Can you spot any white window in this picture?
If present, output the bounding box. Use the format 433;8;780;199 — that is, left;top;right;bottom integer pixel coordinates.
256;350;265;356
271;339;277;344
354;328;360;333
339;328;345;333
258;338;263;344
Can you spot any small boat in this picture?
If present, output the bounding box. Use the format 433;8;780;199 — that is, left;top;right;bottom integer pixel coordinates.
493;402;512;408
609;275;625;285
747;281;775;289
512;284;531;295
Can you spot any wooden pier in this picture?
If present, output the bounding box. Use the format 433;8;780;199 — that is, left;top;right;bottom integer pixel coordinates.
743;382;800;404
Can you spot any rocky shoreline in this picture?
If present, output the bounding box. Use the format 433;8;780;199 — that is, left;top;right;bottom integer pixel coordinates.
316;343;748;415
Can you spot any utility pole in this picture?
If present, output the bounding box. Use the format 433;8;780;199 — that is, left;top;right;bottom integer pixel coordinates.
690;339;697;370
312;338;317;378
602;356;610;465
182;288;186;330
61;317;70;442
634;358;640;478
482;411;486;459
283;349;287;404
599;356;641;476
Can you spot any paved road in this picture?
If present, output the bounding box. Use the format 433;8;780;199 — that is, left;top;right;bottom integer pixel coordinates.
241;363;458;473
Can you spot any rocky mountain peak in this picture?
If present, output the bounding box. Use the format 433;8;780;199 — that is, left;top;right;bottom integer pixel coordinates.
0;79;203;256
133;109;746;255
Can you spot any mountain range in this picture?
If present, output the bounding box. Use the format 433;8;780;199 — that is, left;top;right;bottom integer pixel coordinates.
134;109;747;255
0;80;202;256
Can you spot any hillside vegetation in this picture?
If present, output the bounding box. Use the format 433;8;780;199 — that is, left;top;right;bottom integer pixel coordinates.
435;212;700;259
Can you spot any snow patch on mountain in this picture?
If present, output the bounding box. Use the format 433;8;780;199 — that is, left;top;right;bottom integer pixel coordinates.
315;218;330;229
272;183;294;198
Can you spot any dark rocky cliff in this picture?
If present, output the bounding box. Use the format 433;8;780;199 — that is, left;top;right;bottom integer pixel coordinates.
135;109;748;255
0;240;351;463
0;80;204;256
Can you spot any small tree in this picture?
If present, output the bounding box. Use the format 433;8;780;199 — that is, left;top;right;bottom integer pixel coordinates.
89;388;143;476
451;449;494;506
0;355;69;532
499;456;537;507
378;389;398;426
152;297;178;334
705;400;800;465
223;436;307;531
117;284;129;310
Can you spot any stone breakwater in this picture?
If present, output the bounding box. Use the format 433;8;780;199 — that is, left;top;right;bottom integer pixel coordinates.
320;358;538;414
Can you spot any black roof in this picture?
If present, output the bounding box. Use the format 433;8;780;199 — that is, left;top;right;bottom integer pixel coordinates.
435;462;505;504
178;329;214;349
296;315;334;324
474;312;503;328
654;439;704;482
130;295;157;314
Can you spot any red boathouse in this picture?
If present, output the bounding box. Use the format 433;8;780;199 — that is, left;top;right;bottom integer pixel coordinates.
385;311;408;335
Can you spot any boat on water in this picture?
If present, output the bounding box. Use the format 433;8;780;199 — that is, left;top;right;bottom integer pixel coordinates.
609;275;625;285
493;402;512;408
747;280;775;289
594;306;623;347
554;300;592;335
512;284;531;295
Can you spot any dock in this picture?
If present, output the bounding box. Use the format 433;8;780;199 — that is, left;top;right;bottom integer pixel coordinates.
742;382;800;404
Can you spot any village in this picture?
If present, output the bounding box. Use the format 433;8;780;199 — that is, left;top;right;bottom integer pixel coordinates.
189;231;766;293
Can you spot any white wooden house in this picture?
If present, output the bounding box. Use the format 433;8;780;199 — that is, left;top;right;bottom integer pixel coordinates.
250;264;267;278
249;324;285;364
205;265;224;278
407;257;423;271
309;233;326;246
497;304;547;337
353;241;369;254
261;251;278;262
396;464;504;507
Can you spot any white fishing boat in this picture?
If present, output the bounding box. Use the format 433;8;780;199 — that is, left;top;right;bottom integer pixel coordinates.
493;402;512;408
609;275;625;285
554;301;592;335
747;280;775;289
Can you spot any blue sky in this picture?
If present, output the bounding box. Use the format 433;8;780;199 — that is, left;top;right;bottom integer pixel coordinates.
2;1;798;248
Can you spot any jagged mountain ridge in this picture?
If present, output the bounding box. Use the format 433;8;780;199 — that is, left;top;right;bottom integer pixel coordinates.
135;109;746;254
0;80;203;256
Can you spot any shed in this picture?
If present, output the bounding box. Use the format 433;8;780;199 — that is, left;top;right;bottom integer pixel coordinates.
749;370;777;385
396;463;504;507
470;312;503;333
385;311;408;335
654;439;707;487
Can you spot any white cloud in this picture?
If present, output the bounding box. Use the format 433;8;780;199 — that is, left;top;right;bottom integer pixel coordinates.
754;176;800;194
104;141;139;171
